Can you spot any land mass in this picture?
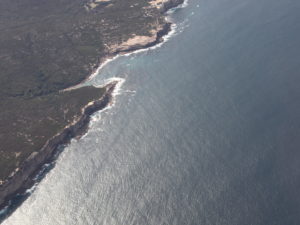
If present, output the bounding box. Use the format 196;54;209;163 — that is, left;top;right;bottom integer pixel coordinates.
0;0;184;210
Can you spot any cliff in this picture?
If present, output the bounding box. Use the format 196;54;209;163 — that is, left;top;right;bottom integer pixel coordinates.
108;0;184;54
160;0;184;12
0;0;185;216
0;82;116;209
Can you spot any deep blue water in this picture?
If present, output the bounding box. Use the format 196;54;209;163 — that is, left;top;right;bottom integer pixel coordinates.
3;0;300;224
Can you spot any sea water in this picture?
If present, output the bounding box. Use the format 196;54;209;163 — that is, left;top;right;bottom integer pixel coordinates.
3;0;300;224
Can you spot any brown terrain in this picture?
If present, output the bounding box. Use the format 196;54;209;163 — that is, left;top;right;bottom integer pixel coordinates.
0;0;184;211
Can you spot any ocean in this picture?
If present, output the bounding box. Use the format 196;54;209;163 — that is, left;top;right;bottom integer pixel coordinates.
2;0;300;224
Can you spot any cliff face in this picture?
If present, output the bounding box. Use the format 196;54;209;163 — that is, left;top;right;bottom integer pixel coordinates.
108;22;172;54
0;82;116;208
0;0;183;184
160;0;185;12
0;0;186;213
108;0;184;54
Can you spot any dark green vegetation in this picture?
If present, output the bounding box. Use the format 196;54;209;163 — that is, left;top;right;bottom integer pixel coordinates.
0;0;166;181
0;0;163;97
0;87;104;180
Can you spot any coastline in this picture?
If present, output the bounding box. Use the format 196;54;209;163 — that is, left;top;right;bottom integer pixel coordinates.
64;0;185;91
0;0;185;219
0;82;117;215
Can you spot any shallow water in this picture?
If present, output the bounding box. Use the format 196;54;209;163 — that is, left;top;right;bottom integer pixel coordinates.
3;0;300;224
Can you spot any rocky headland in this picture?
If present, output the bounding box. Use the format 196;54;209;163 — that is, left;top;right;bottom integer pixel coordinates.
0;82;117;209
0;0;184;215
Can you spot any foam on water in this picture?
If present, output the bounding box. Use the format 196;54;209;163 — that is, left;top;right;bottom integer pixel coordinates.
86;0;189;85
7;0;300;224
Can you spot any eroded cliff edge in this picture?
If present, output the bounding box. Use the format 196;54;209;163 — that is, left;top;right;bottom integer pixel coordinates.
0;0;184;212
0;82;117;208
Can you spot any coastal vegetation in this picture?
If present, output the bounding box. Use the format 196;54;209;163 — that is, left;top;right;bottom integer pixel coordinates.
0;86;105;181
0;0;168;182
0;0;183;209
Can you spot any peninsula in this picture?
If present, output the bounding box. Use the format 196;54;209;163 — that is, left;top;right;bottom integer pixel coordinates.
0;0;184;211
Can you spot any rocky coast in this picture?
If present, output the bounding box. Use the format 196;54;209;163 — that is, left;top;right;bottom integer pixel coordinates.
0;0;184;217
0;82;117;210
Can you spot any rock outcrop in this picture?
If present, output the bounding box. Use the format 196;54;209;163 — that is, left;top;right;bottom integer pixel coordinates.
160;0;184;12
0;82;117;208
108;22;172;54
0;0;185;214
108;0;184;54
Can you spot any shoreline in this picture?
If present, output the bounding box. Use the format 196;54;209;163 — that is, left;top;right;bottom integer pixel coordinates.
64;0;185;91
0;81;118;218
64;22;172;91
0;0;185;220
